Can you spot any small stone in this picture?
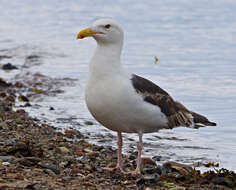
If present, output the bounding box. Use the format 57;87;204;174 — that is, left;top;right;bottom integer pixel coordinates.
15;157;41;166
96;167;103;173
0;122;7;129
2;162;10;166
64;129;76;138
136;174;159;187
24;102;31;107
49;106;54;110
75;149;84;156
169;186;186;190
93;145;104;151
0;156;15;162
0;78;11;87
84;121;94;125
162;162;193;175
152;155;170;162
71;168;80;175
0;92;7;97
152;155;162;161
6;173;24;180
0;178;7;183
58;146;70;153
123;180;129;185
84;164;92;171
14;81;24;88
26;55;40;60
211;176;227;185
18;95;29;102
37;162;60;174
59;161;67;168
0;55;11;60
163;183;176;189
44;169;57;176
83;173;94;180
84;148;93;153
107;162;117;168
128;153;137;160
2;63;18;70
87;151;99;158
141;157;157;166
142;165;162;175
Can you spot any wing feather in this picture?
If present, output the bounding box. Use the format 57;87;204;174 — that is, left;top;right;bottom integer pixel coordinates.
131;74;216;128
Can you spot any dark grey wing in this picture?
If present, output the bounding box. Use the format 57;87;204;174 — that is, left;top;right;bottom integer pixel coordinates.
131;74;216;128
131;74;193;128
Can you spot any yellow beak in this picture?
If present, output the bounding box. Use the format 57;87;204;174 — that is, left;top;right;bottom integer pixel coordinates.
77;27;97;39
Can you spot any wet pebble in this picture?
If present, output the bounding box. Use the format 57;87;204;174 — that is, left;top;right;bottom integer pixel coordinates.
169;186;186;190
75;149;84;156
18;95;29;102
64;129;77;138
84;121;94;125
87;151;100;158
0;55;11;60
15;157;41;166
2;162;10;166
1;63;18;70
211;176;227;186
162;162;193;175
37;162;60;175
0;156;15;162
141;157;157;166
23;102;31;107
0;122;8;129
152;155;170;162
57;146;70;153
142;164;162;175
136;174;160;188
0;92;7;97
0;78;11;87
49;106;54;110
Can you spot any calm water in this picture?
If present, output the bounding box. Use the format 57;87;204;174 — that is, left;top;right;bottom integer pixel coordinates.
1;0;236;170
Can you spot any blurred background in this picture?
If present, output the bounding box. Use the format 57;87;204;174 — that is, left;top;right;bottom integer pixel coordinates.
0;0;236;171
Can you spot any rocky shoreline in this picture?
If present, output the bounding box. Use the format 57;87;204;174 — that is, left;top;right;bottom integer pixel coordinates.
0;64;236;189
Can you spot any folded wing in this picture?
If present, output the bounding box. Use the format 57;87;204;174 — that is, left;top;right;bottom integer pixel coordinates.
131;74;216;129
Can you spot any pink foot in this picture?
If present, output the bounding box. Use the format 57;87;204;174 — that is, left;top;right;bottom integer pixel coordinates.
103;132;126;173
102;164;126;173
130;168;142;176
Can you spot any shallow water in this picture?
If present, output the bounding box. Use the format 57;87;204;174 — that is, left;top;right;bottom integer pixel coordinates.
1;0;236;170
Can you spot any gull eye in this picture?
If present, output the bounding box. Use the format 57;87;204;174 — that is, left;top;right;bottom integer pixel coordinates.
104;24;111;29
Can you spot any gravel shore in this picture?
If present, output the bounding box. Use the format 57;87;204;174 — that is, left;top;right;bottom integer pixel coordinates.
0;68;236;189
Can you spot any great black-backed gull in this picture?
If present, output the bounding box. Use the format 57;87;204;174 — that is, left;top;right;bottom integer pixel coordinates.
77;19;216;175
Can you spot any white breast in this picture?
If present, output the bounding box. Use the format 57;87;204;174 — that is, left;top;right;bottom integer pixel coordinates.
85;73;168;133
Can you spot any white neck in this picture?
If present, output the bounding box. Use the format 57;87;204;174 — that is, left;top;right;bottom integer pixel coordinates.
89;42;123;80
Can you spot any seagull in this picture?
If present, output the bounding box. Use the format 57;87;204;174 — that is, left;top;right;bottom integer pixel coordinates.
76;19;216;175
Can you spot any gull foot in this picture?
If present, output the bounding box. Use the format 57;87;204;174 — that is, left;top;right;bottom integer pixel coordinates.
102;165;126;173
128;168;142;176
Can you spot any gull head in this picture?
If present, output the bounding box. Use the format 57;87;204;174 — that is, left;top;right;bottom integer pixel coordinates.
77;19;124;45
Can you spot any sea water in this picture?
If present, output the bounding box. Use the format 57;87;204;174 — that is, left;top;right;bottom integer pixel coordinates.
0;0;236;170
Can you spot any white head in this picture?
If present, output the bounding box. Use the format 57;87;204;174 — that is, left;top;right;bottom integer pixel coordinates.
77;19;124;46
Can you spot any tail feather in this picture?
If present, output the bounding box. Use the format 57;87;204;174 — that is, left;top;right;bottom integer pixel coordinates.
175;101;216;128
191;112;216;128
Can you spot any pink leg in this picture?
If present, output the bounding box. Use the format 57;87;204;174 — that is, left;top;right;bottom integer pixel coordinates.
103;132;125;172
116;131;123;170
132;132;143;175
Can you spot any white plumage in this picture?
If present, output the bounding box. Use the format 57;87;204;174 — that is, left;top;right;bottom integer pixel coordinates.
77;18;216;174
